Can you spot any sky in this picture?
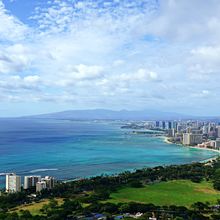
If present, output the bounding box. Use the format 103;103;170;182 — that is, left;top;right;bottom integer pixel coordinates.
0;0;220;117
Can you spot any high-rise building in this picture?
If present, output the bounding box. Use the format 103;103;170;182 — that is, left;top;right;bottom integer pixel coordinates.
216;126;220;138
208;123;213;132
191;134;203;145
24;176;41;189
202;126;208;134
191;128;202;134
155;121;160;128
177;125;183;133
36;181;47;192
183;133;191;145
173;121;178;131
167;129;173;137
36;176;55;192
42;176;55;189
182;133;203;146
162;121;166;130
6;173;21;193
186;127;191;133
172;128;176;137
216;138;220;150
168;121;172;129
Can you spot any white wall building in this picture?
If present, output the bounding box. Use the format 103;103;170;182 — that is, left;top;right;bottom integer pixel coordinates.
36;181;47;192
183;133;203;146
24;176;41;189
42;176;55;189
216;138;220;150
183;133;191;145
6;173;21;193
36;176;55;192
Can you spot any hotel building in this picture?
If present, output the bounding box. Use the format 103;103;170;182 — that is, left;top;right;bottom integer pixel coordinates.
183;133;203;146
6;173;21;193
36;181;47;192
24;176;41;189
36;176;55;192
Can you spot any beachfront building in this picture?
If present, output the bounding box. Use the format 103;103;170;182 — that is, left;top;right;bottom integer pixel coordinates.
6;173;21;193
36;181;47;192
24;176;41;189
183;133;203;146
183;133;190;145
215;138;220;150
190;134;203;145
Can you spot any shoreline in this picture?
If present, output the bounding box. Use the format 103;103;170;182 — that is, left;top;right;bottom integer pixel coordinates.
63;137;220;184
1;135;219;188
163;136;220;163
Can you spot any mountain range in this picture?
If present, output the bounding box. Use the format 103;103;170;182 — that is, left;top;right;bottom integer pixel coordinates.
27;109;193;120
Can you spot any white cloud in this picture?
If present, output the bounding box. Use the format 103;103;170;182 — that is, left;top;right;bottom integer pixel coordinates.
113;59;125;67
23;75;41;85
187;45;220;80
0;1;28;42
191;90;212;98
57;64;104;86
1;0;220;115
0;75;41;93
136;69;158;81
110;69;158;83
147;0;220;42
0;44;31;74
191;46;220;62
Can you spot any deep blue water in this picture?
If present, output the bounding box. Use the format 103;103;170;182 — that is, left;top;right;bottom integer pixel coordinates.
0;118;218;188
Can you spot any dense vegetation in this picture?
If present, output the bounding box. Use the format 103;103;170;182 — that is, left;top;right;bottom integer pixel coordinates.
1;158;220;219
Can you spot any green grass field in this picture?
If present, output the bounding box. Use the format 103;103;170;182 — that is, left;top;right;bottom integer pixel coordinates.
109;180;220;206
11;198;64;216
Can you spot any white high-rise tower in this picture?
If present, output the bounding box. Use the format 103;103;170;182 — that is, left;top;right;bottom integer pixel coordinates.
6;173;21;193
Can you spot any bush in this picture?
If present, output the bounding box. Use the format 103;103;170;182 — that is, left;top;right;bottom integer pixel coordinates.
129;180;143;188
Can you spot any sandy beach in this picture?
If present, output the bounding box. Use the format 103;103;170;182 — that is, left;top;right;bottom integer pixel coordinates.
163;136;220;163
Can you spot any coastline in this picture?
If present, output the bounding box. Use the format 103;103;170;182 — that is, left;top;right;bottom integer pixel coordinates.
1;135;219;188
1;130;219;188
163;136;220;163
62;137;220;184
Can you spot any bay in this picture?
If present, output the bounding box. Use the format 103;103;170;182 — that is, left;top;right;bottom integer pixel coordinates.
0;118;218;187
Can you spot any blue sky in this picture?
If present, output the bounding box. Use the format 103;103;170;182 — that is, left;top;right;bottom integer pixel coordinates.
0;0;220;116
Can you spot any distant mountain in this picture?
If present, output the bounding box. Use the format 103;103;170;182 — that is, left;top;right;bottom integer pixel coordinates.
27;109;192;120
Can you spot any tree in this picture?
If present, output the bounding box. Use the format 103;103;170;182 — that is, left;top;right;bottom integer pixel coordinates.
19;210;32;220
129;180;143;188
213;168;220;190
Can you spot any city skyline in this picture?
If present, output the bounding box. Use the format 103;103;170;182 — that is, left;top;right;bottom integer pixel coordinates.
1;0;220;116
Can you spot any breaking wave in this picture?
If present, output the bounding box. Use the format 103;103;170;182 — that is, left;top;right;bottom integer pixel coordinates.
29;168;58;173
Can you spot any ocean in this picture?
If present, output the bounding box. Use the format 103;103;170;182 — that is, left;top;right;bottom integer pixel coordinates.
0;118;218;187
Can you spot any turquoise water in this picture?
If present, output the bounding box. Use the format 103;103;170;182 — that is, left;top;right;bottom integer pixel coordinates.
0;118;218;187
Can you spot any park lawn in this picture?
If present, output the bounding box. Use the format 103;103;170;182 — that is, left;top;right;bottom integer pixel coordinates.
108;180;220;207
11;198;64;216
